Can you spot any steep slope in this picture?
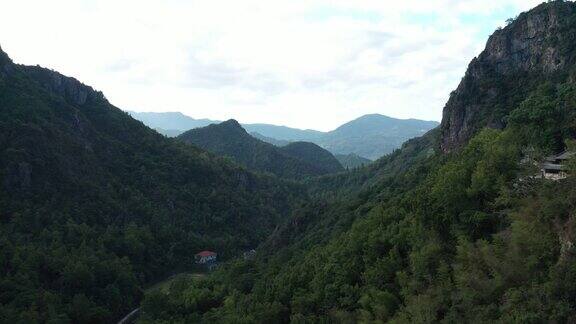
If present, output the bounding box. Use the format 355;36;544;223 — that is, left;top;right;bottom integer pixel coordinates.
279;142;344;174
139;2;576;323
0;46;306;323
441;0;576;152
178;120;341;179
154;127;184;137
316;114;439;160
334;153;373;169
250;132;291;146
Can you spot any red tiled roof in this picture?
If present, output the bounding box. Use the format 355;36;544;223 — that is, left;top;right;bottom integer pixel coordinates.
196;251;217;257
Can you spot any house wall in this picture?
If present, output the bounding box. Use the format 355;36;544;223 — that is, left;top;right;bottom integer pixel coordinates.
543;171;567;181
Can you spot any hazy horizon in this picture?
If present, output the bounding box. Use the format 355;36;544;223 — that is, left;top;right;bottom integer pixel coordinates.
128;110;440;132
0;0;543;131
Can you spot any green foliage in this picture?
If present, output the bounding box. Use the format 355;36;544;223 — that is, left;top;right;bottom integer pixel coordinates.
5;2;576;323
278;142;344;174
140;81;576;322
0;55;306;322
178;120;342;179
508;83;576;153
334;153;372;170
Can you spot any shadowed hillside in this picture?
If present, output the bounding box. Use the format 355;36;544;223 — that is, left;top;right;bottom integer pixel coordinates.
0;46;306;323
178;120;343;179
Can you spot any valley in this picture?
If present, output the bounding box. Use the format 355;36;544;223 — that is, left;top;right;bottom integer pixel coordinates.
1;1;576;323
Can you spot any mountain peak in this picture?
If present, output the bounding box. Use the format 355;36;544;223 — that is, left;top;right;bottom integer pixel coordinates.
0;45;11;63
178;121;342;179
480;0;576;75
357;113;389;119
212;119;248;136
440;0;576;152
220;119;242;128
0;45;14;76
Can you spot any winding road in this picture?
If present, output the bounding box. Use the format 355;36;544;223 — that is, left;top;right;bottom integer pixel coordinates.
117;307;140;324
116;272;204;323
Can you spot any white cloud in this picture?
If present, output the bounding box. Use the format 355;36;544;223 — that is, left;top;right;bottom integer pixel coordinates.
0;0;546;130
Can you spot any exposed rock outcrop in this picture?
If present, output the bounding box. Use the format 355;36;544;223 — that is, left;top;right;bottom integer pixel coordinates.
0;44;104;106
22;66;105;106
440;1;576;152
556;214;575;262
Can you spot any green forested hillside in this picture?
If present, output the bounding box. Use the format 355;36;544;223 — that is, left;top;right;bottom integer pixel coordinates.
250;132;291;147
139;81;576;324
279;142;344;174
4;1;576;324
137;2;576;323
0;47;306;323
315;114;438;160
178;120;343;179
335;153;372;169
131;111;438;160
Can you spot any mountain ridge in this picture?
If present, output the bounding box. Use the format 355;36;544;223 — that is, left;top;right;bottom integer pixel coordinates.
130;111;439;159
138;2;576;322
177;119;344;179
278;141;344;174
0;46;306;322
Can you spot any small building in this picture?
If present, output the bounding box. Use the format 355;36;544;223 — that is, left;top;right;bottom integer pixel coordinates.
541;151;574;180
195;251;217;270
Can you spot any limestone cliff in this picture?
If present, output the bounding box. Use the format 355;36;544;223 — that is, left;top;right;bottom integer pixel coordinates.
440;1;576;152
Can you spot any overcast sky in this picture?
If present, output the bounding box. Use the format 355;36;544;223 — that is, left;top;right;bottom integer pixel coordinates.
0;0;544;131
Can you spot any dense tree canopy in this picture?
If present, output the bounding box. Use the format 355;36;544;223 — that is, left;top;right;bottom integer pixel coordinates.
0;50;307;323
138;74;576;324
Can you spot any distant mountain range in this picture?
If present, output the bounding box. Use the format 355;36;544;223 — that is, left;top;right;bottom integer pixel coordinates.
313;114;439;160
250;132;291;146
178;120;344;179
129;112;439;160
128;111;323;141
128;111;217;131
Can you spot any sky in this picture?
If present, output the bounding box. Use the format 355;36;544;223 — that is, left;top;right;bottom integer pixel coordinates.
0;0;545;131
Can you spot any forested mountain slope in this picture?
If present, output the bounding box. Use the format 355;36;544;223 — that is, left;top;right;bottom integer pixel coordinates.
130;111;438;160
334;153;373;169
138;2;576;323
250;132;291;147
0;46;306;323
278;142;344;174
314;114;438;160
178;120;343;179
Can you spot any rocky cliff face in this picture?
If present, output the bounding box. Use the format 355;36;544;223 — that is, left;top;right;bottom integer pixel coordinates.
22;66;105;106
440;1;576;152
0;45;104;106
